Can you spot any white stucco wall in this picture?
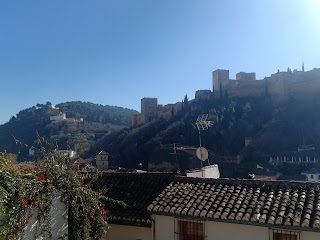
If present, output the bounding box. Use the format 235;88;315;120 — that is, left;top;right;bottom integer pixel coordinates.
50;113;66;121
153;215;175;240
186;165;220;179
306;173;320;182
206;221;269;240
106;224;151;240
24;193;68;240
152;215;320;240
301;231;320;239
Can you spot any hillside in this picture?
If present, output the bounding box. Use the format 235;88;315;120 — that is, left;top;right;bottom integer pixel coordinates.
90;93;320;177
56;101;138;125
0;101;138;153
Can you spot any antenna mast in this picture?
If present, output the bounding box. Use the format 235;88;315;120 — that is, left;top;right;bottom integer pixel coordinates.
195;114;213;176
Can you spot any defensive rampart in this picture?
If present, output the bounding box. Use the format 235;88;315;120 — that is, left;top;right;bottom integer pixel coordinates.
213;68;320;101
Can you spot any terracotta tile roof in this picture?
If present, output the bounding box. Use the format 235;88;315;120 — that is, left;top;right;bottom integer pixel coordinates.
93;172;175;227
147;177;320;231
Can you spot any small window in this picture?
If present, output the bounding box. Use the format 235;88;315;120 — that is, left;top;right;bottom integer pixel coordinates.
311;174;314;179
318;175;320;180
176;219;204;240
270;229;299;240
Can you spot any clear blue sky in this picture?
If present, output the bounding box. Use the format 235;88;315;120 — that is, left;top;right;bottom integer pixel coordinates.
1;0;319;124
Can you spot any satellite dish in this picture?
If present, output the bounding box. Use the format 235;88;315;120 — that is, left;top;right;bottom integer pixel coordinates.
196;147;208;161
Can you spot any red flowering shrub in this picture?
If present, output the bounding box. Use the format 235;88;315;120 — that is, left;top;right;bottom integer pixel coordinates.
0;150;109;240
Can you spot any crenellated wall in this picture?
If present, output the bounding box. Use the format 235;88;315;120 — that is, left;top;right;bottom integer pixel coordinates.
157;102;183;119
212;68;320;101
227;79;265;98
236;72;256;81
195;90;212;101
132;68;320;128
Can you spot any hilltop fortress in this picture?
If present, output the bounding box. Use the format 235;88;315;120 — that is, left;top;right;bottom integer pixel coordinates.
131;98;182;127
132;66;320;127
212;66;320;100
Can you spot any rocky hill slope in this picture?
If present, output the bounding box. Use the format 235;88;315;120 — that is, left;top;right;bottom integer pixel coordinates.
90;93;320;177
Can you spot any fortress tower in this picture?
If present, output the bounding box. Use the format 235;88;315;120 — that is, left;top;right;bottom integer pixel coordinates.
212;69;229;98
96;150;109;171
131;97;159;127
141;97;158;122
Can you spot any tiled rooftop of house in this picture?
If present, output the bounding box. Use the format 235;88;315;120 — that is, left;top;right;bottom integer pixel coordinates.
92;172;175;227
147;177;320;231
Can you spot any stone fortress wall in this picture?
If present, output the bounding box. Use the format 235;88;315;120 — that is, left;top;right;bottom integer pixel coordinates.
213;67;320;100
195;90;212;101
132;66;320;127
131;98;182;127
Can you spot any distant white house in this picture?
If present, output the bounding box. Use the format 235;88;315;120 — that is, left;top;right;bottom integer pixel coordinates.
50;113;66;121
54;150;77;159
29;147;35;156
186;164;220;179
298;145;316;152
29;147;42;156
304;169;320;182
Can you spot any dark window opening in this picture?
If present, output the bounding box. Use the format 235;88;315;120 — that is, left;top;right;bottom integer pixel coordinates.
176;219;204;240
270;229;299;240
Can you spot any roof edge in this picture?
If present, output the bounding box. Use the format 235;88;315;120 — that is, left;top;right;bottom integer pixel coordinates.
150;212;320;233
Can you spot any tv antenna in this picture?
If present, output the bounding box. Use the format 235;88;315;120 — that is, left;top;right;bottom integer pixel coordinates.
195;114;214;176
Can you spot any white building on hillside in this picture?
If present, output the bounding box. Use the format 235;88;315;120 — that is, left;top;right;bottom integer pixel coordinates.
50;113;66;121
54;150;76;159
